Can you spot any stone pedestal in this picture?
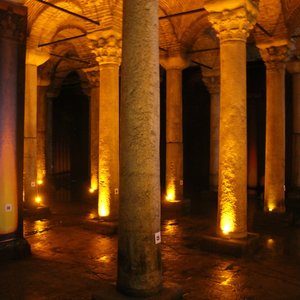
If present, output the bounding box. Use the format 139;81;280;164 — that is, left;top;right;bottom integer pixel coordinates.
89;31;121;219
205;0;258;238
259;42;289;213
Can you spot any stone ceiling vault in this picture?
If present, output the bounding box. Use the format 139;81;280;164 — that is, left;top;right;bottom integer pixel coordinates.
23;0;300;93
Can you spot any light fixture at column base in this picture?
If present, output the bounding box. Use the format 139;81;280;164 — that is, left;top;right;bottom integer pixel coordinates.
0;238;31;260
162;198;191;217
92;282;182;300
199;232;261;257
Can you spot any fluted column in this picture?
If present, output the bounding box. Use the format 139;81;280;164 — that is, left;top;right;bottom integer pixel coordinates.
37;77;50;186
160;55;189;202
117;0;162;296
24;49;49;207
258;42;288;212
89;31;121;219
287;60;300;190
84;67;99;193
205;0;258;238
202;69;220;192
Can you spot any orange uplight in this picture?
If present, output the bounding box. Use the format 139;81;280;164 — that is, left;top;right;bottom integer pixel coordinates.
89;188;95;193
37;179;43;185
165;181;176;202
35;196;42;205
98;172;110;217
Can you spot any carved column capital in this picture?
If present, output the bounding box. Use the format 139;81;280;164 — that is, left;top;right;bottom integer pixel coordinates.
202;69;220;94
258;41;289;70
204;0;258;42
83;66;100;88
160;53;190;70
88;30;122;66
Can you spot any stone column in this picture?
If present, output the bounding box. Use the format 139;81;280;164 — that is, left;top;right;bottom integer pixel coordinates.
202;69;220;192
0;0;30;256
205;0;258;238
24;49;49;207
84;67;99;193
89;31;121;218
287;61;300;190
160;55;189;202
117;0;162;297
37;77;50;186
259;42;288;212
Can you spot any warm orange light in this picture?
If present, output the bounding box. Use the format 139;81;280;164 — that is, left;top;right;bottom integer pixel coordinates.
220;196;235;236
35;196;42;205
37;179;43;185
89;188;95;193
90;177;98;192
98;172;110;217
165;181;176;202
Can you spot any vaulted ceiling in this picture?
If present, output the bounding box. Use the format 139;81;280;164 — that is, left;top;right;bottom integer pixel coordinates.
23;0;300;93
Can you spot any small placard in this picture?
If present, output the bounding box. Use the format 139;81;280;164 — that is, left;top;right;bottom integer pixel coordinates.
155;232;161;244
114;188;119;195
5;204;12;212
31;181;36;187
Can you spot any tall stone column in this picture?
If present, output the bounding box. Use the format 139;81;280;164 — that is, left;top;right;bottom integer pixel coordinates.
89;31;121;218
0;0;30;256
84;67;99;193
205;0;258;238
117;0;162;297
24;49;49;207
287;61;300;190
202;69;220;192
37;77;50;186
160;55;189;202
259;42;288;213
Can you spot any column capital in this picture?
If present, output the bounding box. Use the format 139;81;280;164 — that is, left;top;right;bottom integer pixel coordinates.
88;30;122;66
83;66;100;88
26;48;49;66
258;41;289;70
204;0;258;42
160;54;190;70
286;60;300;74
202;68;220;94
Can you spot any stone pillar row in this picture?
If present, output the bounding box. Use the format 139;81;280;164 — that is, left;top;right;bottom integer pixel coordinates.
259;42;288;212
205;0;258;238
160;54;189;202
202;69;220;192
89;30;121;219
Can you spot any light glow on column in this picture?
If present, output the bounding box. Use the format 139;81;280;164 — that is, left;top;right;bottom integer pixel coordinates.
165;180;177;202
98;172;110;217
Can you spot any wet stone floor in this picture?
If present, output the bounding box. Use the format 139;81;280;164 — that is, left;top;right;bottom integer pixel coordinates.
1;197;300;300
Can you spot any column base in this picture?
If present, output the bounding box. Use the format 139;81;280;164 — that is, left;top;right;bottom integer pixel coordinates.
0;238;31;260
199;232;261;257
24;205;51;218
84;218;118;235
162;199;191;217
92;282;182;300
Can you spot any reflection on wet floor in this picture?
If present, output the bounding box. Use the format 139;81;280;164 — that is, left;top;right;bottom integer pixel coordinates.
1;198;300;299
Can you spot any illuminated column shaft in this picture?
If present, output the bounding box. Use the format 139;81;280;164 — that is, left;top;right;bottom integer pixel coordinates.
0;1;26;236
90;32;121;218
24;50;48;206
161;55;188;201
37;78;49;184
90;84;99;191
118;0;162;297
287;61;300;189
84;67;99;192
203;71;220;191
205;0;258;238
259;44;288;212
